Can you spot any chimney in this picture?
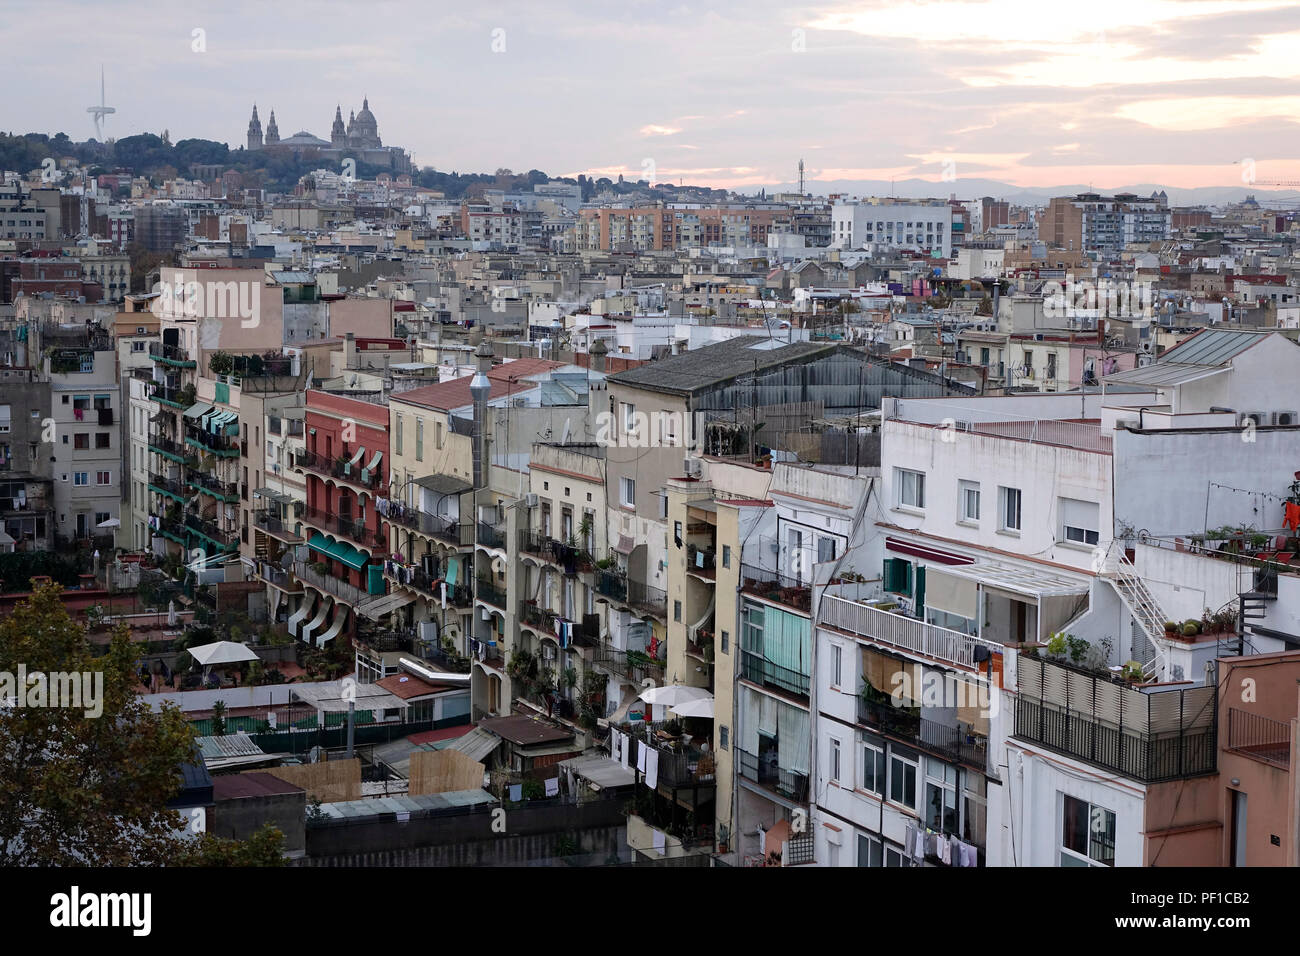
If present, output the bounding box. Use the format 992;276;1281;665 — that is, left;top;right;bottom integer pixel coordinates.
589;336;608;373
344;331;357;369
470;337;494;491
551;319;563;363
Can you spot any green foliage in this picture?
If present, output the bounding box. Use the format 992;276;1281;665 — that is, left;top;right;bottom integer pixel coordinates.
175;822;286;866
0;583;202;865
0;550;82;590
521;778;545;801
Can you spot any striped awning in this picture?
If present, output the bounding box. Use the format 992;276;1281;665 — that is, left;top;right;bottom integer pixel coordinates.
184;402;213;419
347;446;366;467
253;487;293;504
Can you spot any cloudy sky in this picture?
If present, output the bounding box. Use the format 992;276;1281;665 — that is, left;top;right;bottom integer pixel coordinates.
7;0;1300;191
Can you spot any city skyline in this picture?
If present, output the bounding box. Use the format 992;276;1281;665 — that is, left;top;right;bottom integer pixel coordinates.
5;0;1299;192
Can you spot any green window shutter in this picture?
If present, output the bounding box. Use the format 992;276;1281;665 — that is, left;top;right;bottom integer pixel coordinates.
915;565;926;613
901;561;913;597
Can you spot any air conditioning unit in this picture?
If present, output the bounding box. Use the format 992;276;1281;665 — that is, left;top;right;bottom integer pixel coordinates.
1274;411;1299;426
1241;412;1267;427
525;492;539;508
683;456;702;478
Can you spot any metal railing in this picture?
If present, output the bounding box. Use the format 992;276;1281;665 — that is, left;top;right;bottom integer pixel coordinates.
147;434;190;460
302;506;387;549
256;562;302;592
1226;707;1291;769
967;420;1112;455
387;506;472;547
184;514;238;550
476;521;507;550
253;510;303;542
148;385;191;408
385;565;473;606
857;696;988;770
186;429;240;457
189;473;239;500
148;342;196;365
740;564;811;613
475;576;508;609
820;595;998;671
294;449;382;489
147;473;187;498
736;747;810;803
294;559;369;606
687;544;717;576
593;645;665;685
519;601;598;648
740;649;809;698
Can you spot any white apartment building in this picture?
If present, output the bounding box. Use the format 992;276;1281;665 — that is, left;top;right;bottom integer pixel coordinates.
832;200;953;258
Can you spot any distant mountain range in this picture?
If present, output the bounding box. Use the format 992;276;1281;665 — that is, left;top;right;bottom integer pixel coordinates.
748;178;1300;208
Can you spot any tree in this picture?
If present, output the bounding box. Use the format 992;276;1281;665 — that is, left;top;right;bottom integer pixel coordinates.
177;823;286;866
0;584;198;865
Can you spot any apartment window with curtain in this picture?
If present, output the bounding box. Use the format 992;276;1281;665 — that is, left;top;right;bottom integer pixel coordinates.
1059;497;1100;546
959;479;980;524
415;418;424;461
896;468;925;510
889;743;919;809
394;414;403;456
861;735;886;796
1060;794;1115;867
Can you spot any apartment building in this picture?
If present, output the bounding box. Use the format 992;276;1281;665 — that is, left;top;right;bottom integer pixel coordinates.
831;200;954;258
1039;193;1171;253
573;205;783;252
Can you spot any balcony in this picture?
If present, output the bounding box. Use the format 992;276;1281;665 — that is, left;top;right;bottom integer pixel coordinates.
686;544;717;579
294;559;372;607
740;649;809;699
736;747;810;803
740;564;810;614
857;695;988;770
1226;707;1290;769
820;595;998;671
147;434;190;463
476;521;507;551
149;342;196;368
184;514;239;551
1014;656;1217;783
475;576;508;609
185;429;240;458
387;505;472;547
149;385;191;410
188;473;240;502
592;645;664;685
256;561;302;593
253;509;303;544
148;472;188;501
294;449;381;490
301;506;387;550
385;564;473;606
519;601;598;649
154;516;187;545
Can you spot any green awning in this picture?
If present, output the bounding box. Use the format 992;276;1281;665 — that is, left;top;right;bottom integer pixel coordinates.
329;540;368;571
445;557;459;586
307;533;333;556
184;402;213;419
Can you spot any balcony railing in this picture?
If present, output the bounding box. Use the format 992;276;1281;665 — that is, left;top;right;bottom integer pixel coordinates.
1015;655;1217;783
253;510;303;543
149;342;196;367
256;562;302;592
736;747;810;803
820;595;998;671
740;564;810;613
294;559;370;607
148;385;191;409
294;449;381;489
184;514;239;550
384;564;473;606
475;576;508;609
593;645;665;685
740;649;810;699
188;473;239;501
519;601;598;648
476;521;507;550
185;429;240;457
147;434;190;461
147;473;187;499
1226;707;1291;769
687;544;717;578
301;506;387;550
155;516;187;543
387;506;472;547
857;695;988;770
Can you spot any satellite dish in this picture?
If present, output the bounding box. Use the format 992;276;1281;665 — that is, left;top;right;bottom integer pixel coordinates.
279;552;294;571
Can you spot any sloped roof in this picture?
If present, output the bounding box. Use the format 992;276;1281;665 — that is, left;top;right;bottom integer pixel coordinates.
1160;328;1271;366
607;337;837;396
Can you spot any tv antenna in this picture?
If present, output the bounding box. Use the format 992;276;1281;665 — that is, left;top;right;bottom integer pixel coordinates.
87;65;115;140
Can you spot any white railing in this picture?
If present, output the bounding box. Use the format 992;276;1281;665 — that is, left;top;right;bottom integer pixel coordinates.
820;594;998;670
1099;539;1168;680
969;420;1112;455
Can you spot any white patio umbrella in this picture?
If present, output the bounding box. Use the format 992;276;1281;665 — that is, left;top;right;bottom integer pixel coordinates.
670;695;716;719
637;684;711;708
187;641;259;667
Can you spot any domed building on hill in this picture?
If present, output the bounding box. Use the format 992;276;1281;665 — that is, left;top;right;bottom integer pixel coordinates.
245;98;409;173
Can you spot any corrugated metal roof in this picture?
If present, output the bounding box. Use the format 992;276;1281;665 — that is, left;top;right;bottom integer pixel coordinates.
1103;362;1230;387
196;731;267;761
447;725;502;762
1160;328;1269;366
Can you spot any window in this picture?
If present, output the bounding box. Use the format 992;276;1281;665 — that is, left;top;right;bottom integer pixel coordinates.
998;486;1022;532
95;511;109;526
818;536;836;563
925;758;959;834
720;630;729;654
858;833;904;867
73;472;88;486
862;738;886;796
1046;352;1058;380
394;415;403;455
673;600;682;622
620;402;636;437
831;643;842;687
889;744;919;808
719;725;729;750
883;557;913;595
896;468;925;510
829;738;841;783
74;434;89;450
415;418;424;461
1059;497;1100;546
96;472;111;485
620;476;635;509
722;544;731;568
1060;794;1115;867
95;433;110;449
0;405;9;434
959;480;980;523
